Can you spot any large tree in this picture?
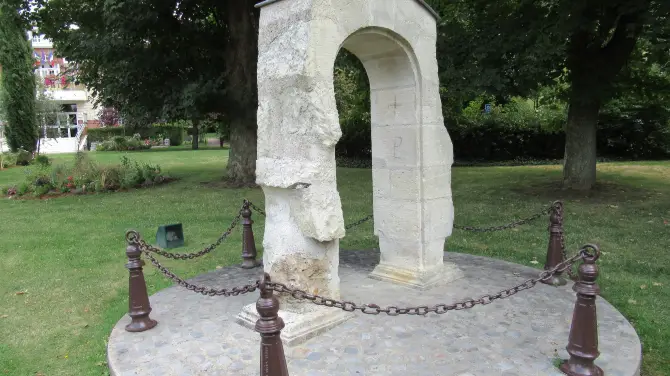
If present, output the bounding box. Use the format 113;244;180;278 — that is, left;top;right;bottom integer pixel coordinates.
37;0;259;184
0;1;38;153
432;0;669;190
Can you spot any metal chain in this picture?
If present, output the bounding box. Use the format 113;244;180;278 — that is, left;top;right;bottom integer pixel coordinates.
246;200;373;231
345;214;373;230
142;250;261;296
247;201;266;217
131;212;242;260
453;205;551;232
266;248;587;316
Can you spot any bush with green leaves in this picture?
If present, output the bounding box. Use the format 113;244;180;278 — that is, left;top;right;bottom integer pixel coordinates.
95;136;151;151
3;153;170;198
32;154;51;166
0;149;32;168
88;122;186;149
451;96;670;161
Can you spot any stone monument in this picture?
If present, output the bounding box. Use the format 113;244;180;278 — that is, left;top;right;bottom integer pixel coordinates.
236;0;462;346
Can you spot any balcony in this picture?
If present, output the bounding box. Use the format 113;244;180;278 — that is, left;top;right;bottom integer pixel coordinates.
43;79;88;102
31;35;53;49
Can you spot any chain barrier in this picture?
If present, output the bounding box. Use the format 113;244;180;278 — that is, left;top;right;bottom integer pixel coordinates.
453;205;552;232
263;247;589;316
142;249;261;296
345;214;374;230
126;208;243;260
248;201;266;217
136;244;586;311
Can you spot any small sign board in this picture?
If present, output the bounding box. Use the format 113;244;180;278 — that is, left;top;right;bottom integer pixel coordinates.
90;142;99;151
484;104;492;113
163;138;170;146
156;223;184;249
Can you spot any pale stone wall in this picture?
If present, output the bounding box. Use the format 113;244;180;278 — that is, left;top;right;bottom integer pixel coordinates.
241;0;459;345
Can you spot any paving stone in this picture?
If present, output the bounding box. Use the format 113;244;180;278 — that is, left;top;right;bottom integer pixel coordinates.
108;250;641;376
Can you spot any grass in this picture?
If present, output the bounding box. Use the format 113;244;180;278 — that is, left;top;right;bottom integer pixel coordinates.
0;150;668;375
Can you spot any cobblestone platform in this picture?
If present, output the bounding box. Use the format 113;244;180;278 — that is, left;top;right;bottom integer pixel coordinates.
108;250;641;376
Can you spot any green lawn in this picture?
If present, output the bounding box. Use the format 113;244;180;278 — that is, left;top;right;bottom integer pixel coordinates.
0;150;668;375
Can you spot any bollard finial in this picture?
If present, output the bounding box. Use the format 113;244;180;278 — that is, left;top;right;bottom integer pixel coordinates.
256;273;289;376
542;201;567;286
240;202;261;269
124;232;158;332
560;244;603;376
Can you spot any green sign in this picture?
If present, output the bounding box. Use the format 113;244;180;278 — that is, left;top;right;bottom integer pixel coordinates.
156;223;184;249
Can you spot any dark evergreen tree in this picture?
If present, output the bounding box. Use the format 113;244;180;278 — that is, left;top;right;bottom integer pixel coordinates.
0;2;38;153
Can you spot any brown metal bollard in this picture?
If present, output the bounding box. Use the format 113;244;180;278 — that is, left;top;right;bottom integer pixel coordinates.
241;201;261;269
560;245;603;376
541;201;568;286
256;273;289;376
124;232;158;332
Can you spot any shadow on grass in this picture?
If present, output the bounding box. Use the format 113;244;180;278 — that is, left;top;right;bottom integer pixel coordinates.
510;178;659;204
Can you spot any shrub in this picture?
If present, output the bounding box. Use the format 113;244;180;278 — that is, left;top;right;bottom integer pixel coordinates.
88;122;186;149
33;154;51;166
87;127;126;143
448;96;670;161
1;152;17;168
15;149;32;165
2;154;171;197
95;136;150;151
152;120;188;146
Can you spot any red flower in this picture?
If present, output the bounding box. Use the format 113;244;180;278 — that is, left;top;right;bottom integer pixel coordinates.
67;176;73;181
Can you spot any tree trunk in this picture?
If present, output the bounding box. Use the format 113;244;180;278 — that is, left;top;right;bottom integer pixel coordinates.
226;111;257;185
562;96;600;190
222;1;259;184
191;120;199;150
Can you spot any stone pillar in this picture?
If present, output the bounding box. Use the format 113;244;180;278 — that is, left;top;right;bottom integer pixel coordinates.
238;0;460;346
236;187;351;346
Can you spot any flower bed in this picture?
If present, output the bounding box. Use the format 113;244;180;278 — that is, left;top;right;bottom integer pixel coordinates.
2;153;174;199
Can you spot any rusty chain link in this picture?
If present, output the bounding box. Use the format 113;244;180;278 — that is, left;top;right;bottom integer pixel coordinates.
127;207;243;260
265;247;589;316
453;205;552;232
345;214;374;230
134;235;591;312
248;201;266;217
140;250;261;296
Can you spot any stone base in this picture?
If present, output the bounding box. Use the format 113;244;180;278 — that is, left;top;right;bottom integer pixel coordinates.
368;261;464;290
107;251;641;376
235;303;353;347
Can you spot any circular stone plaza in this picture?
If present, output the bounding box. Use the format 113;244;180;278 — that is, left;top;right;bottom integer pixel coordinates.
107;251;641;376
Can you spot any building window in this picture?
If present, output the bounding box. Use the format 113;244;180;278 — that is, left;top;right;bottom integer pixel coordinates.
61;104;77;112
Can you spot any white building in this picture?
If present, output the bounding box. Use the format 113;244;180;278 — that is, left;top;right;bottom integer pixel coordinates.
0;30;100;154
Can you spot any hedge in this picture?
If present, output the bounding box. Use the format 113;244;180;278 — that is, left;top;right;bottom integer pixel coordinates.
87;123;186;149
335;101;670;162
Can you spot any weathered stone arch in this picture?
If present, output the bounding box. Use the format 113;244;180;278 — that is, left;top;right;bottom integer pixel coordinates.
237;0;461;345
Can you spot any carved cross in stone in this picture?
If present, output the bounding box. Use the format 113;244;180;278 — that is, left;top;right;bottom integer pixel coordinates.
388;96;401;117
